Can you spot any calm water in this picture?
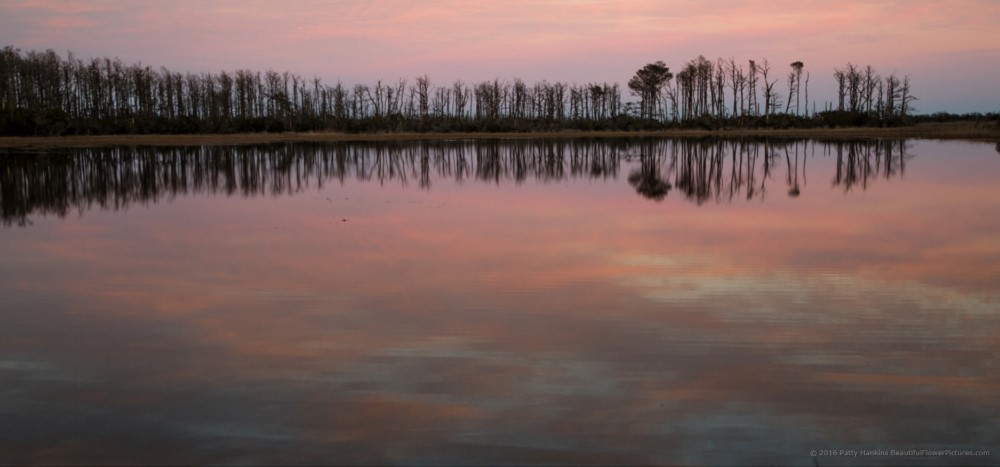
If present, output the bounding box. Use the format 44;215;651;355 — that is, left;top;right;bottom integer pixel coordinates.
1;139;998;465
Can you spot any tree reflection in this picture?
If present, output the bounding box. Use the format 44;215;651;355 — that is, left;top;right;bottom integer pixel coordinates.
1;138;914;226
829;139;911;192
627;142;671;201
786;144;803;197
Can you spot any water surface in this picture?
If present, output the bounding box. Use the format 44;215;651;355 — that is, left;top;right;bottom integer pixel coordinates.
1;139;998;465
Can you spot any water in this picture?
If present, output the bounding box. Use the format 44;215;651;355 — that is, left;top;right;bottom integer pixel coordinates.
1;138;998;465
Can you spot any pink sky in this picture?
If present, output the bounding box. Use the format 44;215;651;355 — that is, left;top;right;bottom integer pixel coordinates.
2;0;999;113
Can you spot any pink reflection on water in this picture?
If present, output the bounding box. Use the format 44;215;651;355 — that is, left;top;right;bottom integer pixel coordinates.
1;139;998;464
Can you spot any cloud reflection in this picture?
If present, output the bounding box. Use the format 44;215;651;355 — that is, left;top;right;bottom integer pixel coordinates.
1;140;999;465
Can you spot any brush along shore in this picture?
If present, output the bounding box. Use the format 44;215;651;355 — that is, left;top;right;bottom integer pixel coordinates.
1;122;998;149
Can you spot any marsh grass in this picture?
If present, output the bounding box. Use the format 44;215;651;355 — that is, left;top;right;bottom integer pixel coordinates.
0;122;996;149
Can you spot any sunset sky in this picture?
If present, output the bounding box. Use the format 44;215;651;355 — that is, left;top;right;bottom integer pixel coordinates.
2;0;999;113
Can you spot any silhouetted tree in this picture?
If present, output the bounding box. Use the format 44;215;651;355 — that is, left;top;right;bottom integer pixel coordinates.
900;75;917;119
760;59;781;122
787;61;803;115
628;61;672;120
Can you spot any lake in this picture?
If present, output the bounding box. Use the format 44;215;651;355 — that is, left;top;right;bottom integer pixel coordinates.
1;138;998;465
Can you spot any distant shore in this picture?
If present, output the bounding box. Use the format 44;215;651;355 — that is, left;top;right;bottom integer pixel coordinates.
1;122;998;149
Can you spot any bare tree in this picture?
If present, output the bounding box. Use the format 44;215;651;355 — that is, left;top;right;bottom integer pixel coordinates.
900;75;917;118
452;80;468;119
415;75;430;118
785;61;803;115
760;59;780;122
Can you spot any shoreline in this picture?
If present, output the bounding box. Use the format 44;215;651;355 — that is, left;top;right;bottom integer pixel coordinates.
1;123;998;149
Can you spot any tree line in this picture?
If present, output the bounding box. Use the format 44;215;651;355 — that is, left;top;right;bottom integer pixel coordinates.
626;56;919;127
0;46;926;136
